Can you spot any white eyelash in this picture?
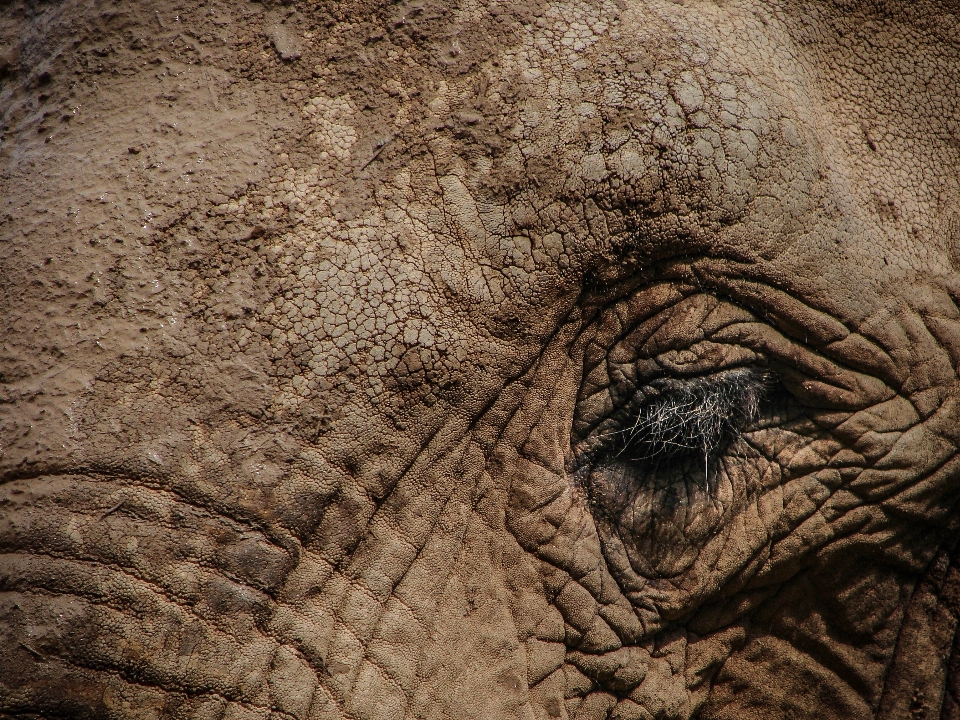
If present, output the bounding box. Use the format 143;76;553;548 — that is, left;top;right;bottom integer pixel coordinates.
604;367;768;465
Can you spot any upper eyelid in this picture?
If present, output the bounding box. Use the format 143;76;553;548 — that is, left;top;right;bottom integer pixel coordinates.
607;327;891;408
588;282;899;392
575;294;896;447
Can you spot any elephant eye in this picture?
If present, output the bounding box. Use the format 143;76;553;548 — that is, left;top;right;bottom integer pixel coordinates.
600;367;770;467
571;365;783;578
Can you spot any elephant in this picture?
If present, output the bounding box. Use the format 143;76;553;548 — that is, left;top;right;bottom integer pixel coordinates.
1;0;959;717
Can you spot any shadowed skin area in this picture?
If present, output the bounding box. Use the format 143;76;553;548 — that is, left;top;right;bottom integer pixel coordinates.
1;0;960;718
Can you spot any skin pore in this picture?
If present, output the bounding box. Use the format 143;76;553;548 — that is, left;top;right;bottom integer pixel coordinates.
1;0;959;718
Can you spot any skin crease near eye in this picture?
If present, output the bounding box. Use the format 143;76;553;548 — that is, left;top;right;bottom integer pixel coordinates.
2;1;960;719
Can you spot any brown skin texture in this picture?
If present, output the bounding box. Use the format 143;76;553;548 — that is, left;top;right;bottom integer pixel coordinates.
2;0;960;717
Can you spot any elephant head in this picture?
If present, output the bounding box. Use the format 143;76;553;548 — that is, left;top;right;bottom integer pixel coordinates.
2;0;959;718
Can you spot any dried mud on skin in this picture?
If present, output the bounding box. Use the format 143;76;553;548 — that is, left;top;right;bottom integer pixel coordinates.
2;1;960;719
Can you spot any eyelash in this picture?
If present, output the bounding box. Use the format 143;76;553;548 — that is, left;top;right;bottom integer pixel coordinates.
606;367;771;461
573;366;776;485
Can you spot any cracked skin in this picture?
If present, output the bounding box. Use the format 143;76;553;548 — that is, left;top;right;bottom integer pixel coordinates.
1;0;959;718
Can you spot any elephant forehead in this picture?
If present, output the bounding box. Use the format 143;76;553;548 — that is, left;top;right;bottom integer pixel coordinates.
491;1;808;191
261;0;941;369
255;0;849;420
408;0;824;258
263;13;787;319
395;0;952;299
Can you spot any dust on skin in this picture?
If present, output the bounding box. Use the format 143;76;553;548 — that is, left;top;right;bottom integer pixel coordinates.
1;0;959;719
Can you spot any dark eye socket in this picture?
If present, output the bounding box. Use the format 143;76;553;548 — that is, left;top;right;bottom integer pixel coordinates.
579;366;774;470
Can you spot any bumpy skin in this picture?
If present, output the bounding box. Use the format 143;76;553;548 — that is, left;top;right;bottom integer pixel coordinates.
2;0;960;718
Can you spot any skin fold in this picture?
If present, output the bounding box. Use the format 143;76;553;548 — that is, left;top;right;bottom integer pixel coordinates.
1;0;959;717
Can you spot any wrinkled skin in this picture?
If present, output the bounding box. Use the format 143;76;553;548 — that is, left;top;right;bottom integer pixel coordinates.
2;0;960;718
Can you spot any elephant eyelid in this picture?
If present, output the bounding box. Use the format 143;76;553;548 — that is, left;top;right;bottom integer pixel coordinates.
600;366;771;461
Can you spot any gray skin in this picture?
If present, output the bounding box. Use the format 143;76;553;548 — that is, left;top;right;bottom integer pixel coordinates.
1;0;959;718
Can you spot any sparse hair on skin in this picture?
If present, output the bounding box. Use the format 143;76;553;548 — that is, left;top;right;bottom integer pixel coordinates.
606;367;770;473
